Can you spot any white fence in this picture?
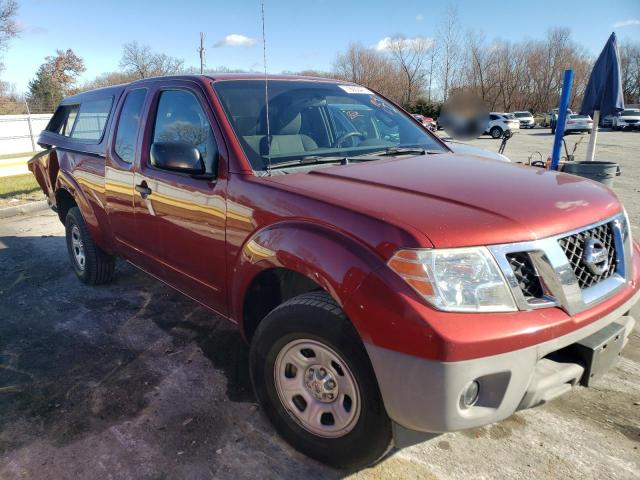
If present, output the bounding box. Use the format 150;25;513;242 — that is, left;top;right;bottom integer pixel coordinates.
0;114;53;156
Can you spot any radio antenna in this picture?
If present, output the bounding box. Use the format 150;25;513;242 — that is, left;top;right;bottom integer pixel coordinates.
261;0;272;175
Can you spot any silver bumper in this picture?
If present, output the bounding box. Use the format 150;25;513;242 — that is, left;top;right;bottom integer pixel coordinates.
365;288;639;437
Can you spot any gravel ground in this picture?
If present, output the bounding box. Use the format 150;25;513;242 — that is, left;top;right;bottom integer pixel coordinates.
0;128;639;479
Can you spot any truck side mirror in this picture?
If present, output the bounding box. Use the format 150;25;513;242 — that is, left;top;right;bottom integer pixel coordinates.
150;141;205;175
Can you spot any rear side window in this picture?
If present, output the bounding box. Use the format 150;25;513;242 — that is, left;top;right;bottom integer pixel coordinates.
46;104;79;136
63;107;78;135
115;89;147;164
70;97;114;141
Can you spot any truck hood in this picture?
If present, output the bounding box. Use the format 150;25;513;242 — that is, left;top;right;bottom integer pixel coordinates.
266;153;622;248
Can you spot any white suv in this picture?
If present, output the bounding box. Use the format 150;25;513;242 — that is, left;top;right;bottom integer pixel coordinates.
512;111;535;129
484;112;520;138
612;109;640;130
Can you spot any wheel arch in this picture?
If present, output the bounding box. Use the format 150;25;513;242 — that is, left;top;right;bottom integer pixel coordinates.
55;170;110;252
233;221;385;342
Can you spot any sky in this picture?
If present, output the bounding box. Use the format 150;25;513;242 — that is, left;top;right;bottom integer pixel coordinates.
2;0;640;94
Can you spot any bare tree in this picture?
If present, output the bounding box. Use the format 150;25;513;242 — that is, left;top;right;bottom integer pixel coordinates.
80;71;140;91
426;39;438;103
620;42;640;104
120;41;184;79
0;0;18;50
463;31;498;106
436;7;461;101
333;43;404;104
0;0;18;78
382;35;431;105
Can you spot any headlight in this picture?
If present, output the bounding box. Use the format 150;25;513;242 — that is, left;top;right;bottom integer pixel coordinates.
388;247;517;312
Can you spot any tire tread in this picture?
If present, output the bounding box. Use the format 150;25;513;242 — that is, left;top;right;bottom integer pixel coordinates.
65;207;115;285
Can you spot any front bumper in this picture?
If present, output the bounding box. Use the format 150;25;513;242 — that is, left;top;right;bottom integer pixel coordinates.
366;288;638;434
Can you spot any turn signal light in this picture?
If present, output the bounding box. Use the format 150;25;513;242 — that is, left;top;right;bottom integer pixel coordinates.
387;250;434;297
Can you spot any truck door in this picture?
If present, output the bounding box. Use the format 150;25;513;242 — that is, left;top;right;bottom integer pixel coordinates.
132;81;228;315
105;88;153;269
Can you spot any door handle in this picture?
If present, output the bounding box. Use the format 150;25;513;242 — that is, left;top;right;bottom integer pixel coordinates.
135;182;152;198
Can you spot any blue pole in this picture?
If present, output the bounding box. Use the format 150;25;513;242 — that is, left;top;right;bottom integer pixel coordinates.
550;69;574;171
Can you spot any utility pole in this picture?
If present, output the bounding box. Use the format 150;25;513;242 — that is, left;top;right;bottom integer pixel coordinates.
198;32;206;74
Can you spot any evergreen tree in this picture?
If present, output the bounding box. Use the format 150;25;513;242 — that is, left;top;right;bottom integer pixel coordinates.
27;66;64;113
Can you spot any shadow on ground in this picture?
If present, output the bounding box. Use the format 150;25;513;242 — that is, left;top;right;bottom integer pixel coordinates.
0;234;256;430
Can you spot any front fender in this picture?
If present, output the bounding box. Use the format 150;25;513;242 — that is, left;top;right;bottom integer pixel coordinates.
231;220;387;336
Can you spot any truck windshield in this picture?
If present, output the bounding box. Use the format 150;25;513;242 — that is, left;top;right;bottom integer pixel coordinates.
213;80;447;171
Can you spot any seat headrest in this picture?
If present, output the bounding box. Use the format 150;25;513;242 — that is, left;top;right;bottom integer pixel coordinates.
276;111;302;135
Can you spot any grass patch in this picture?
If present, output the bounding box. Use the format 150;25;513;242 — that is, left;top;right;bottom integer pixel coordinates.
0;151;37;160
0;174;44;206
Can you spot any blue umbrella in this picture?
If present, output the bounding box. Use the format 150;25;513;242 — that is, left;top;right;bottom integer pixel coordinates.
581;32;624;161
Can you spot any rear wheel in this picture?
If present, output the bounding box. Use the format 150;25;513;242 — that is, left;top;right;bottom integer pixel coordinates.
65;207;115;285
250;291;392;470
490;126;503;139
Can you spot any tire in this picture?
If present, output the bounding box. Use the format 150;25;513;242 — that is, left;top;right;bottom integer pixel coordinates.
65;206;115;285
490;126;503;139
250;291;392;470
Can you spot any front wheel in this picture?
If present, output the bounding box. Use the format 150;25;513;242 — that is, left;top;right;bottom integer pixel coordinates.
490;126;503;139
250;292;392;470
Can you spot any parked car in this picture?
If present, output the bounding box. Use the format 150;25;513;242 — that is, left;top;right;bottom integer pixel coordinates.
600;114;614;128
484;112;520;138
512;111;535;128
612;109;640;130
412;114;427;125
543;108;574;129
564;114;594;134
29;74;639;470
549;109;575;134
412;114;436;131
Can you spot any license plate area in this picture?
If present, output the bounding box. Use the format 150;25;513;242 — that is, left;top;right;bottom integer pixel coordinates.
565;322;626;387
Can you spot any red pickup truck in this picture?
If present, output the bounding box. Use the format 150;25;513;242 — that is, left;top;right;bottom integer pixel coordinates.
29;74;639;469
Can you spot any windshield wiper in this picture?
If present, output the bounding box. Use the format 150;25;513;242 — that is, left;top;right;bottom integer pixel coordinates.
351;146;440;158
267;155;348;170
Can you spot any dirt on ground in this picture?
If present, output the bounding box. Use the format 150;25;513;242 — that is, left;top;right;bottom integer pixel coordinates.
0;129;639;479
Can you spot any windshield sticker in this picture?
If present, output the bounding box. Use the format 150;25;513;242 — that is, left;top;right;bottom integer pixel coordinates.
346;110;362;119
338;85;372;95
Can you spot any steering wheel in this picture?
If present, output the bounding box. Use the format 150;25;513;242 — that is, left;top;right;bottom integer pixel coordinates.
332;131;365;148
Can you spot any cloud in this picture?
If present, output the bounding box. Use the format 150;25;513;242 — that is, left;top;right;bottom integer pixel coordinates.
14;20;48;35
214;34;257;48
375;36;433;52
613;19;640;28
416;14;424;22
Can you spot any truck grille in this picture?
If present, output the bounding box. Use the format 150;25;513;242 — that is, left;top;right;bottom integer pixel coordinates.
558;223;617;289
507;253;544;299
